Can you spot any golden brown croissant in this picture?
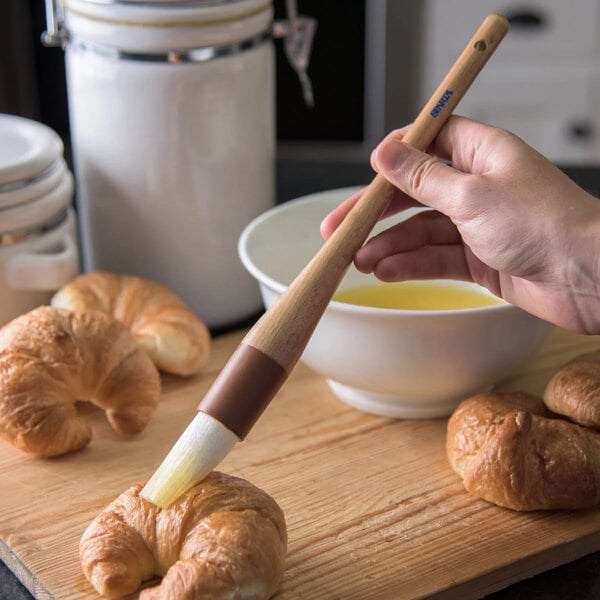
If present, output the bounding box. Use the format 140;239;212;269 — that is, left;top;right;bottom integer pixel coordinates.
0;306;160;457
80;471;287;599
544;350;600;428
51;271;211;377
446;392;600;510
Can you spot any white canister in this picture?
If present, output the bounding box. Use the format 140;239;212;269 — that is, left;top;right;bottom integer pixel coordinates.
0;113;80;327
50;0;279;329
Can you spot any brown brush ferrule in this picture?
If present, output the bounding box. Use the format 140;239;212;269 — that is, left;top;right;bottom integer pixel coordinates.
197;342;288;439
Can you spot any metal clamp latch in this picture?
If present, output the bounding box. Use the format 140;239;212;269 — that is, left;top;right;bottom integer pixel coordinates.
41;0;66;48
274;0;317;108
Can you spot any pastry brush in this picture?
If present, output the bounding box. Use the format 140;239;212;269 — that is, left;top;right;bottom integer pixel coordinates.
141;13;509;508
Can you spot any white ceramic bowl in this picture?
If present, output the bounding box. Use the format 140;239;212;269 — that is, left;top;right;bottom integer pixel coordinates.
238;187;554;419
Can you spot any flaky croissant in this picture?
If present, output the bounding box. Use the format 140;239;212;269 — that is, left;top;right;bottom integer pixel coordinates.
80;471;287;599
0;306;160;457
51;271;211;377
446;392;600;510
544;350;600;429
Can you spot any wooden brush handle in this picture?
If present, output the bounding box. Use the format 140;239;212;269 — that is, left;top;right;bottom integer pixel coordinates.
198;14;509;439
245;13;509;367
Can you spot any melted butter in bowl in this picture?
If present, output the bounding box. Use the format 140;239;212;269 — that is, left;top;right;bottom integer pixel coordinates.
333;281;504;311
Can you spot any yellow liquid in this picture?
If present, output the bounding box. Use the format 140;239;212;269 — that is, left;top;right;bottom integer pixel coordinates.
333;281;503;311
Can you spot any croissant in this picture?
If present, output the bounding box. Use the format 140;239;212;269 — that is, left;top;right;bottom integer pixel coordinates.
544;350;600;428
80;471;287;599
51;271;211;377
0;306;160;457
446;392;600;510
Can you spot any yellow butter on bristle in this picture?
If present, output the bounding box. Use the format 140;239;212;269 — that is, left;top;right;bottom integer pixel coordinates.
140;411;238;508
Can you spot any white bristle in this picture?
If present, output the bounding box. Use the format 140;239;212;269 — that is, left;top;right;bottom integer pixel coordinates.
140;411;239;508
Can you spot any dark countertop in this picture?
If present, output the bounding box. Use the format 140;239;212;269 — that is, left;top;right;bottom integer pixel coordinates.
0;161;598;599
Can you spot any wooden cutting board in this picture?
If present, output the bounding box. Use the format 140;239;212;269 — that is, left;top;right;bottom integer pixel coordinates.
0;326;599;599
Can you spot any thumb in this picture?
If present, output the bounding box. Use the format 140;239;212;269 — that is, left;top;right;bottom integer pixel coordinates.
372;137;468;212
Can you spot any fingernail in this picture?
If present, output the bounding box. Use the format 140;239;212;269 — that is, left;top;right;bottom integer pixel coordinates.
319;218;330;240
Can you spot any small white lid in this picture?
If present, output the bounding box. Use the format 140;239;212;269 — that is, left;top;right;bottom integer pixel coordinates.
0;114;64;186
0;169;74;236
0;158;68;210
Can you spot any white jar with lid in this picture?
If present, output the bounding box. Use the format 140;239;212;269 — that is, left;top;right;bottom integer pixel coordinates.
46;0;281;330
0;113;80;327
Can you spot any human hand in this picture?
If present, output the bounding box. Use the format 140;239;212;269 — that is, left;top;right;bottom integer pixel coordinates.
320;116;600;334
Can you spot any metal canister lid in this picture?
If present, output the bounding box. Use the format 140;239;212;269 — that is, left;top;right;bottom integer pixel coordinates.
65;1;251;6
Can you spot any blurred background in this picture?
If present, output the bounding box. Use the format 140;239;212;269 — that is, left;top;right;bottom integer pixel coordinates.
3;0;599;203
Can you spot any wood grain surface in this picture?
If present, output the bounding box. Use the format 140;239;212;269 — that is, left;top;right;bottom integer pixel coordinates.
0;326;599;599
